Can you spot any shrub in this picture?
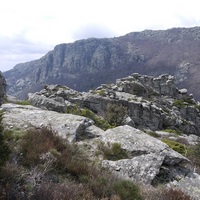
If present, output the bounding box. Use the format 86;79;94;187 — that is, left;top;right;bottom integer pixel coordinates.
112;180;143;200
0;112;10;169
93;89;107;96
148;131;160;138
98;142;129;161
161;188;192;200
89;175;114;198
66;105;113;130
163;129;181;135
31;182;94;200
173;99;186;109
105;103;128;126
0;162;25;198
142;186;192;200
16;99;30;105
186;140;200;173
21;127;66;167
162;139;187;155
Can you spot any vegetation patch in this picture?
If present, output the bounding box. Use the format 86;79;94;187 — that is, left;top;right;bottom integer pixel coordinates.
186;140;200;173
173;99;186;109
15;99;31;105
162;139;187;155
92;89;107;96
105;103;128;126
162;129;181;135
98;142;129;161
142;186;192;200
0;113;10;169
112;180;143;200
66;105;113;130
147;131;160;138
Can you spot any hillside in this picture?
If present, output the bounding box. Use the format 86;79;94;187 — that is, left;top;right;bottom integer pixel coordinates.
1;73;200;199
4;26;200;100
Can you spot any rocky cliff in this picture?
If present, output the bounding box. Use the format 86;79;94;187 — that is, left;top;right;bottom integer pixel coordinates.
4;26;200;100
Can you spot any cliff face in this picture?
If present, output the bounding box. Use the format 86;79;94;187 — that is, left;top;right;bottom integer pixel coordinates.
4;26;200;99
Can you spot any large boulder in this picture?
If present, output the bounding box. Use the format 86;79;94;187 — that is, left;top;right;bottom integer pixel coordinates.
28;93;66;113
100;125;189;184
2;103;96;142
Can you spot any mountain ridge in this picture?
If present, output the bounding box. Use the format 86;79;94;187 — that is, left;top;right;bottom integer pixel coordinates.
4;26;200;99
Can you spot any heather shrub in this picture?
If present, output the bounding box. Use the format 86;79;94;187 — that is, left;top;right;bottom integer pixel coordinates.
0;112;10;169
21;127;66;167
173;99;186;109
98;142;129;161
112;180;143;200
0;163;26;199
31;182;94;200
16;99;30;105
186;140;200;173
66;105;113;130
161;188;192;200
105;103;128;126
142;186;192;200
162;139;187;155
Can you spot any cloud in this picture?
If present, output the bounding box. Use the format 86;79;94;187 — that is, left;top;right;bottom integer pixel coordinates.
0;34;52;72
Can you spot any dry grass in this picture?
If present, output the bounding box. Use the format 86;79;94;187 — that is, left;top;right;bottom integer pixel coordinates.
142;186;192;200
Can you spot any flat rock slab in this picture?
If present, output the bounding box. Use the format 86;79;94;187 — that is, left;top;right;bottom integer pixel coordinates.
2;103;94;142
102;153;165;184
100;125;189;184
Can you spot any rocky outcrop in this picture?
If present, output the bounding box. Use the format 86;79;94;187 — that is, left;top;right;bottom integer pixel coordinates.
28;93;66;113
29;74;200;136
0;72;6;106
101;125;189;184
4;26;200;100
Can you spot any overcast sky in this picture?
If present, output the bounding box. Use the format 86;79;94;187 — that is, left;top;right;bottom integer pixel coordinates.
1;0;200;72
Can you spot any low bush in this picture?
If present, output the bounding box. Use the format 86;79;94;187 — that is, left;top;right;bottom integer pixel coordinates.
88;172;116;198
16;99;30;105
173;99;186;109
148;131;160;138
112;180;143;200
66;105;113;130
162;129;181;135
93;89;107;96
21;127;66;167
0;162;26;199
105;103;128;126
98;142;129;161
142;186;192;200
31;182;94;200
186;140;200;173
0;112;10;169
161;188;192;200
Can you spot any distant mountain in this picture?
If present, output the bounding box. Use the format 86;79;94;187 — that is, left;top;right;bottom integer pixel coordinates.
4;26;200;100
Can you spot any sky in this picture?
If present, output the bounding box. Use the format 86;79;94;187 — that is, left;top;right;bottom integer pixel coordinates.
1;0;200;72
